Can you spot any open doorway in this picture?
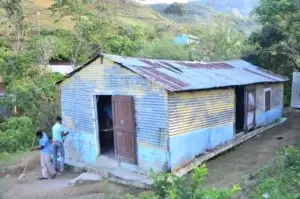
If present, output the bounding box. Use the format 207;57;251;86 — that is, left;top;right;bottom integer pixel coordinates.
235;86;245;133
96;95;114;158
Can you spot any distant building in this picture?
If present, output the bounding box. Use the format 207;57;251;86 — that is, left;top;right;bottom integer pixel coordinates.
48;60;74;75
0;76;9;117
0;76;4;97
173;34;200;45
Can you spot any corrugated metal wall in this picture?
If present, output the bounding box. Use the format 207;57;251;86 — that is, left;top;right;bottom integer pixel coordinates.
254;83;283;127
60;58;169;171
255;83;283;115
168;89;235;136
168;88;235;170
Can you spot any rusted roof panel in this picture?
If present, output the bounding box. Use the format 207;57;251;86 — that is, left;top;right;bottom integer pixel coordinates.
104;54;287;92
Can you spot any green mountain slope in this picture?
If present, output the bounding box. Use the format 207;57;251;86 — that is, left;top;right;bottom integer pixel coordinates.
1;0;169;33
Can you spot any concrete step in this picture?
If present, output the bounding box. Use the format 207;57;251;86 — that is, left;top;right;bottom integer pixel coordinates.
109;167;153;189
84;164;153;189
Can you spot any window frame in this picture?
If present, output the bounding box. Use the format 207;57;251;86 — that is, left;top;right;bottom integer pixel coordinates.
264;88;272;112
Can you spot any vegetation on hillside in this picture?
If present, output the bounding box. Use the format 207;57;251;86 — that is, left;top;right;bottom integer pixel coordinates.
0;0;299;198
245;0;300;105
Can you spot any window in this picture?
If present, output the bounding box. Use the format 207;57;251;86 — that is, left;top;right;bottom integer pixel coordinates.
264;88;271;112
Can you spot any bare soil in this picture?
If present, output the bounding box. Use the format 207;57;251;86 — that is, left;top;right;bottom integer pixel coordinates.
1;108;299;199
205;108;300;189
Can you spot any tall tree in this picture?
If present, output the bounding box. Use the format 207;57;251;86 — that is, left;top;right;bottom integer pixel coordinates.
191;16;254;61
50;0;117;66
254;0;300;70
0;0;27;53
164;2;186;17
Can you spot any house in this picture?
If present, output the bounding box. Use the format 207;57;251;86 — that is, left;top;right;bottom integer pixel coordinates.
48;60;74;75
56;54;287;173
173;34;200;45
291;72;300;108
0;76;9;117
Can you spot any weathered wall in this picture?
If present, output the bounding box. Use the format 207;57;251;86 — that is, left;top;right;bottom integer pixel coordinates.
168;89;235;171
60;58;169;172
255;83;283;127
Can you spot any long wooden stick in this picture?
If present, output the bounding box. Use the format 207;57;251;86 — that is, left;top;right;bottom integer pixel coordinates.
21;137;36;175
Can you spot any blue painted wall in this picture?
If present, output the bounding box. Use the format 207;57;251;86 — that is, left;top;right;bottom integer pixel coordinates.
254;84;283;128
256;107;283;127
169;123;234;170
60;58;169;172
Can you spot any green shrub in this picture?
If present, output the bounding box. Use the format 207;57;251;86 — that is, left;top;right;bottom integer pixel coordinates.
248;146;300;199
0;116;35;153
134;164;240;199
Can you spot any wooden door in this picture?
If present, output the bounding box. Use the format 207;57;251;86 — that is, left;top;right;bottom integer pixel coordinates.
246;86;256;131
112;96;137;164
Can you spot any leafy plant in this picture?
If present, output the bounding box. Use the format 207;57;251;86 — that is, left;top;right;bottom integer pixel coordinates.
248;146;300;199
0;116;35;153
135;164;240;199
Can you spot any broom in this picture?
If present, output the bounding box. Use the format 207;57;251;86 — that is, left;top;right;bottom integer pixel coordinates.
18;137;36;181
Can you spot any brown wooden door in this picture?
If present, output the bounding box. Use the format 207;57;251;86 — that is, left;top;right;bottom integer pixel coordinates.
246;86;256;131
112;96;137;164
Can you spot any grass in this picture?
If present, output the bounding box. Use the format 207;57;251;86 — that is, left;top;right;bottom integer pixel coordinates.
1;0;169;33
246;143;300;199
0;151;28;171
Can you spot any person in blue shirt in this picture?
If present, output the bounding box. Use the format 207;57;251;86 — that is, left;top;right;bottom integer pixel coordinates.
52;116;69;172
31;130;56;180
104;104;112;129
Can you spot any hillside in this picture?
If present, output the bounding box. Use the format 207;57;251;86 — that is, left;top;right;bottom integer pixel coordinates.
149;1;260;35
1;0;169;34
190;0;259;16
150;2;219;25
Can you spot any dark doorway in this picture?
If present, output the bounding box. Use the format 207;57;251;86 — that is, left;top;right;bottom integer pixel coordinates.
96;95;114;158
235;86;245;133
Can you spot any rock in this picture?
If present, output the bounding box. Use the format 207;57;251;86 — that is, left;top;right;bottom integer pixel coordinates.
5;174;10;178
68;172;103;186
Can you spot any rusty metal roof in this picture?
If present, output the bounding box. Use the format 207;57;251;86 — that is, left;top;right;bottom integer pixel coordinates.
104;54;287;92
57;54;288;91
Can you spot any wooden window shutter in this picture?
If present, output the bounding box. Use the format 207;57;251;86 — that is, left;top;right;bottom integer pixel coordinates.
265;90;271;111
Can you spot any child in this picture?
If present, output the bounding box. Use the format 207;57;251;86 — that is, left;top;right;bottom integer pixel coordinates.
31;130;56;180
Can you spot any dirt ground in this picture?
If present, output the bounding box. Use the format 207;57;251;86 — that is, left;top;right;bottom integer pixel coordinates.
205;108;300;189
0;108;299;199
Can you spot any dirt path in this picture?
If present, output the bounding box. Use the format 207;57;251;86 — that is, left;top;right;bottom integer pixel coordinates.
0;169;141;199
1;108;299;198
205;108;300;189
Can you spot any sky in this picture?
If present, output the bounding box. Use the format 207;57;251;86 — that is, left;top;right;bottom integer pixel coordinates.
135;0;189;4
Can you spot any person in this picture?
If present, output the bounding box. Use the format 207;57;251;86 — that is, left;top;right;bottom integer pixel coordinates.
31;130;56;180
52;116;69;172
104;103;112;128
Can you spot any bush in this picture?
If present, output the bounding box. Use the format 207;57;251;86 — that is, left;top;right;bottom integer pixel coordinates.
136;37;190;60
0;116;35;153
133;164;240;199
248;146;300;199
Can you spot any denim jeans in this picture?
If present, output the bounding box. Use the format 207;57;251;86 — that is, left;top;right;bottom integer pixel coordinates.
52;141;65;171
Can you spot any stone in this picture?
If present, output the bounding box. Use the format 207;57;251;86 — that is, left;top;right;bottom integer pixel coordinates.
5;174;10;178
68;172;103;186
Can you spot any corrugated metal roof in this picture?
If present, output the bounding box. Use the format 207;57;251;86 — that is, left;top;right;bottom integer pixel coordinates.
103;54;287;92
57;53;288;92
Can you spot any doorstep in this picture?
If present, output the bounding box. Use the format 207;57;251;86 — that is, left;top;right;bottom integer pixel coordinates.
83;156;153;189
